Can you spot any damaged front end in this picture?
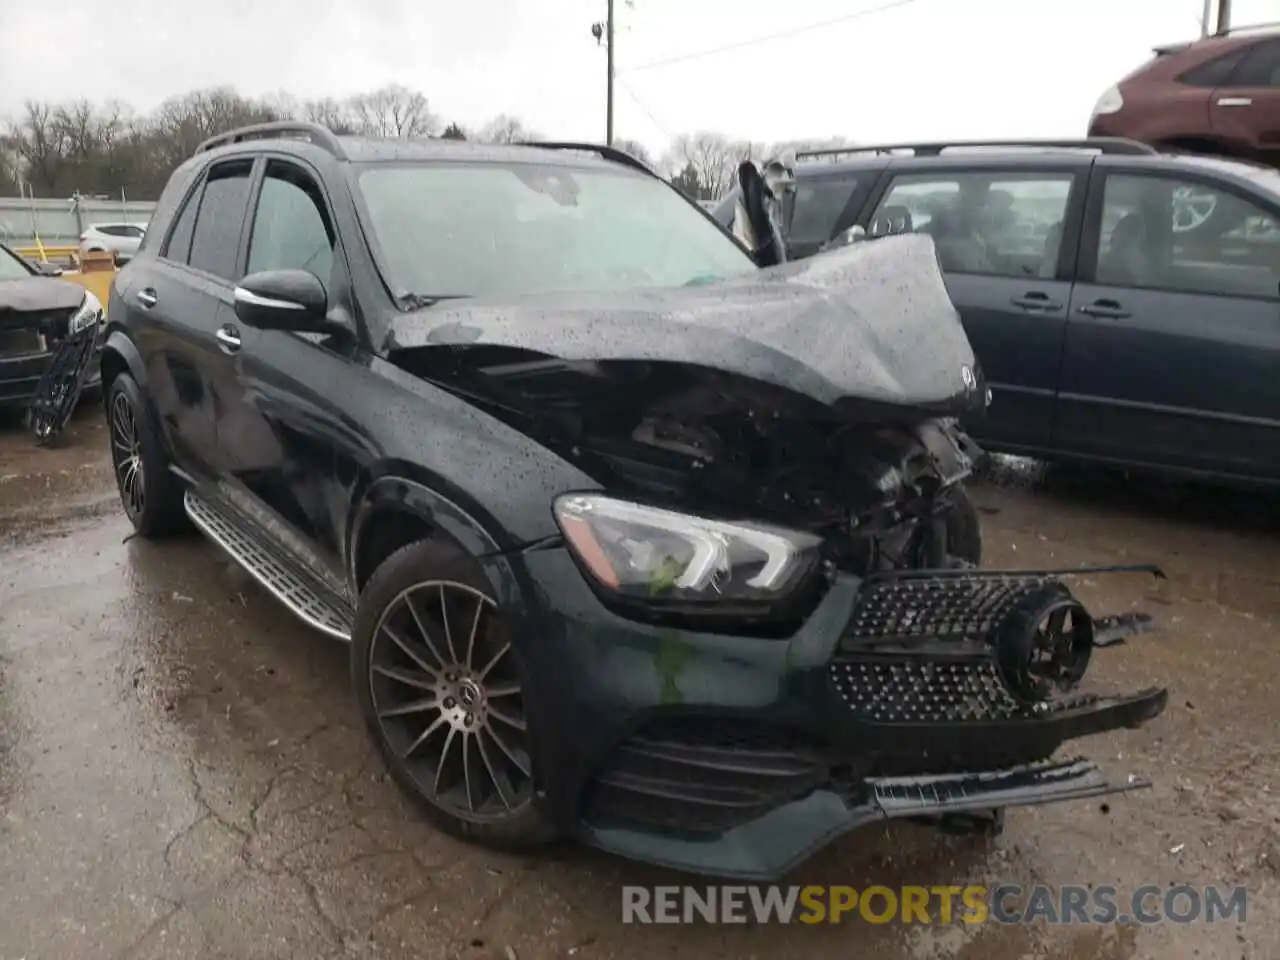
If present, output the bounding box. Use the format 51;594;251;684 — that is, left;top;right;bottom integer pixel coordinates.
381;232;1168;877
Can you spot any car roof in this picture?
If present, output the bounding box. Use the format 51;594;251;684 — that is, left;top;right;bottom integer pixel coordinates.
193;123;647;176
792;145;1280;190
334;136;628;171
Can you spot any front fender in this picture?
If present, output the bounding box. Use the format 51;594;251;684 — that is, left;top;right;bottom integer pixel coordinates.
347;474;508;588
101;326;147;390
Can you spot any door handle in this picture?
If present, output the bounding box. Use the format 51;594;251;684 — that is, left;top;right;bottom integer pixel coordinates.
1010;293;1062;310
215;324;242;353
1216;97;1253;107
1077;300;1131;320
135;288;158;309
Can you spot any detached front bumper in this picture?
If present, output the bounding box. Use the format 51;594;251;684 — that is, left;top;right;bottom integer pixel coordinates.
0;327;105;407
507;549;1168;880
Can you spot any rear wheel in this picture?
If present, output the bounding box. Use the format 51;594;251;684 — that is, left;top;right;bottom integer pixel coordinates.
106;373;188;537
352;538;558;849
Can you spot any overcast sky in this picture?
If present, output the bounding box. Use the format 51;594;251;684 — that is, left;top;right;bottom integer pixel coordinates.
2;0;1278;155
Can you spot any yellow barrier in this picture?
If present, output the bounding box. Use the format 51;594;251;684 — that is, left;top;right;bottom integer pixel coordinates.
60;268;117;313
14;245;81;265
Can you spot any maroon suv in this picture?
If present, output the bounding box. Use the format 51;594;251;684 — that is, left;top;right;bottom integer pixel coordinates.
1087;28;1280;167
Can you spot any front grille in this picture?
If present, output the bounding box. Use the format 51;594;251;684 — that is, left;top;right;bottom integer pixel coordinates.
831;656;1023;723
843;572;1058;650
830;570;1109;767
0;328;47;359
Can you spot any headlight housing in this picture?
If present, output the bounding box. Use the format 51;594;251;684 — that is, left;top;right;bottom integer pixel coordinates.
1091;85;1124;118
553;494;822;612
68;291;104;335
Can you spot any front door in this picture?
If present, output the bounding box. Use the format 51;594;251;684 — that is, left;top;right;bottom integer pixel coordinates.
1056;167;1280;481
863;166;1083;451
214;156;356;589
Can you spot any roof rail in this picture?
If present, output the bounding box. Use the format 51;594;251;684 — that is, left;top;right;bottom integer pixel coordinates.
795;137;1158;161
195;121;347;159
516;140;658;177
1214;20;1280;36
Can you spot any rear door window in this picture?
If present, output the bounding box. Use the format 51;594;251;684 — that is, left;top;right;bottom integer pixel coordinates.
187;159;255;281
1094;173;1279;298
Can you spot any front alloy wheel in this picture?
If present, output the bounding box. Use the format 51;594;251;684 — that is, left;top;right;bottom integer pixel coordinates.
109;389;146;521
368;579;534;821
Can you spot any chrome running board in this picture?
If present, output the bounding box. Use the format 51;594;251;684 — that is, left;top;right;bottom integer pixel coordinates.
183;491;353;641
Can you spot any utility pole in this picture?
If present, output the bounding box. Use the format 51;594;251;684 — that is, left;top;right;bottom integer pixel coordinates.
1201;0;1214;37
606;0;615;145
592;1;616;145
1216;0;1231;35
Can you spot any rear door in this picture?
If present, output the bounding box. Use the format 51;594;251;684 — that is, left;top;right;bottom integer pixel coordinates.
859;161;1087;451
123;156;257;481
1210;38;1280;159
1057;162;1280;480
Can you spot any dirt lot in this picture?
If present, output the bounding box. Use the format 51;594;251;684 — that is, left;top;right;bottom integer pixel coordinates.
1;403;1278;960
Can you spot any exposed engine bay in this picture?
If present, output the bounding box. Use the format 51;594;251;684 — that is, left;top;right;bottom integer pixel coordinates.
390;346;982;575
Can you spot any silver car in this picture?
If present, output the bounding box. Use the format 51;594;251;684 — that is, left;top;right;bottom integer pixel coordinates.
79;222;148;264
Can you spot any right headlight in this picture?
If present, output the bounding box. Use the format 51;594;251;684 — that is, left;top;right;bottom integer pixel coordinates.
553;494;822;607
68;290;104;334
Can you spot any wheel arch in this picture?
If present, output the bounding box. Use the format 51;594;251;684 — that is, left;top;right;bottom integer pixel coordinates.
347;467;516;597
100;327;147;396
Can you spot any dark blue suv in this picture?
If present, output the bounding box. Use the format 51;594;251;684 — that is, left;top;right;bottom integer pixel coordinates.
713;138;1280;486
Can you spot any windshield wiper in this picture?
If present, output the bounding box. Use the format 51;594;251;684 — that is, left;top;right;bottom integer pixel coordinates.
396;293;471;310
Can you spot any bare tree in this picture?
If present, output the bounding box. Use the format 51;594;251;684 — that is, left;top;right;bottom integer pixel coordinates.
348;84;437;139
303;97;358;135
612;137;654;167
666;131;747;201
477;114;540;144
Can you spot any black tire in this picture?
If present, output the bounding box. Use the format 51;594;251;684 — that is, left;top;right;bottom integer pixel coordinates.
351;538;558;850
946;485;983;567
106;373;188;537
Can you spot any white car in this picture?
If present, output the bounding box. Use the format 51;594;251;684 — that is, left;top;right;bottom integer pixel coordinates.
79;222;148;263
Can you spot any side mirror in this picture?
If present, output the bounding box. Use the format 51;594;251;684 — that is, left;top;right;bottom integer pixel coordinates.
233;269;336;333
819;225;866;252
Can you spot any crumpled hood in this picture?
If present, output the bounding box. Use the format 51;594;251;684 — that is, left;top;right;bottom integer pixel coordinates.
0;276;86;325
383;233;981;413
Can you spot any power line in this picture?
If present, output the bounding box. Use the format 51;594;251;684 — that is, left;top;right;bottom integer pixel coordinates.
621;0;923;74
615;79;676;140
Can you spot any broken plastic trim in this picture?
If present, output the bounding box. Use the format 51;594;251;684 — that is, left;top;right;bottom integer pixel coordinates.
28;323;98;444
869;757;1151;820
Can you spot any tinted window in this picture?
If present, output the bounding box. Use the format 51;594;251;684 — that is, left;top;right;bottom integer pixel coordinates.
1179;48;1248;86
788;173;860;247
1095;174;1279;298
870;172;1074;279
163;182;203;263
123;225;146;238
188;159;255;281
1230;39;1280;87
246;161;335;284
356;163;756;299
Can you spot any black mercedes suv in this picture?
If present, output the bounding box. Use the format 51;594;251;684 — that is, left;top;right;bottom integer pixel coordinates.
101;122;1167;880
